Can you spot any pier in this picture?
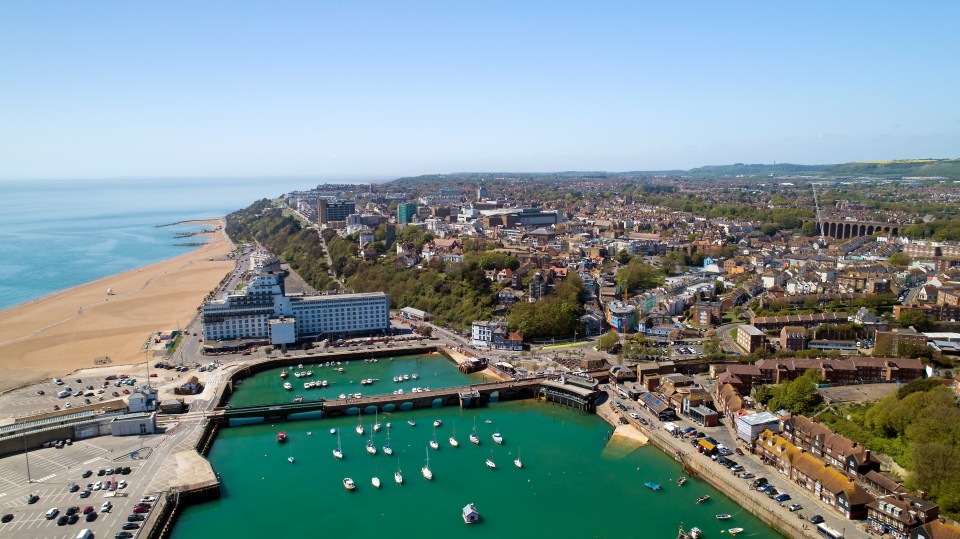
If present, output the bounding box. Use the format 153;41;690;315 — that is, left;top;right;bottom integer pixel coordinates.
210;370;607;425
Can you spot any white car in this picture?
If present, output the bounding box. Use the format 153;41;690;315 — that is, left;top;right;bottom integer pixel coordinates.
629;412;639;420
118;480;127;489
93;481;102;491
140;495;156;503
100;501;112;513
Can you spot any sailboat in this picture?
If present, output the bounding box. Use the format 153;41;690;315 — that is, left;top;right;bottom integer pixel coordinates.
356;410;364;436
333;430;343;459
383;430;394;456
394;459;403;485
514;449;522;469
449;425;459;447
371;476;381;488
470;418;480;445
287;440;295;463
373;410;381;432
421;448;433;480
430;426;440;450
366;434;377;455
485;450;496;469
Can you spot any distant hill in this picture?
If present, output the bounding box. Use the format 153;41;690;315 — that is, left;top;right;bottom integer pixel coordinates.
388;159;960;184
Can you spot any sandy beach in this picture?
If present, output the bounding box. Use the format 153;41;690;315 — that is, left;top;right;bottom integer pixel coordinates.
0;219;234;393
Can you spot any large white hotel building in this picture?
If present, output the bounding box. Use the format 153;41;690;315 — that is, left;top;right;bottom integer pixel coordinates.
201;272;389;345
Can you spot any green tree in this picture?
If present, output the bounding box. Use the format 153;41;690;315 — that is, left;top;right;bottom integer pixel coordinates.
597;331;620;351
801;220;818;236
899;310;933;331
615;249;632;265
617;260;663;292
887;252;912;267
768;369;823;415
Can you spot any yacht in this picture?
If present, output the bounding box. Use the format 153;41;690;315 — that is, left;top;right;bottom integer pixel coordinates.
492;432;503;445
371;476;381;489
374;411;381;432
696;495;711;504
433;419;441;427
395;461;403;485
689;527;702;539
333;431;343;459
485;454;496;469
356;411;364;436
283;382;293;390
514;449;522;469
449;425;459;447
470;418;480;445
430;427;440;450
343;477;356;491
421;448;433;480
366;440;377;455
383;431;394;456
280;371;288;379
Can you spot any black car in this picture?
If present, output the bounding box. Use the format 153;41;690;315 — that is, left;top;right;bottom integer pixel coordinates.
27;494;39;504
69;484;80;492
68;514;79;524
752;477;768;488
82;470;93;478
1;514;13;523
79;490;91;499
809;514;825;524
66;506;79;516
57;515;69;526
115;533;133;539
122;523;140;530
120;467;132;475
86;512;98;522
97;469;106;476
37;390;45;395
127;514;145;522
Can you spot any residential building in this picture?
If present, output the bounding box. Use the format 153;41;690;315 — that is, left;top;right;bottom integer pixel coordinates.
471;321;523;351
690;301;722;327
606;301;636;333
868;495;939;539
780;326;810;351
528;272;547;302
736;324;766;354
735;411;779;444
397;202;419;224
317;199;355;225
875;329;928;357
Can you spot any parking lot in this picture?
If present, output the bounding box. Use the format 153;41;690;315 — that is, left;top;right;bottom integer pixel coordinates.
0;435;164;539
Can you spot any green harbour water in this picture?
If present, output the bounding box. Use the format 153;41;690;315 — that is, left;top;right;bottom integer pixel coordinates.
173;355;783;539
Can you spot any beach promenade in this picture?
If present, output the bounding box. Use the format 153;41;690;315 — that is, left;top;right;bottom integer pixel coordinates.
0;219;234;394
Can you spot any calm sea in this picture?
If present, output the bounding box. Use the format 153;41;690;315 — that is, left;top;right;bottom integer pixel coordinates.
173;355;784;539
0;178;324;311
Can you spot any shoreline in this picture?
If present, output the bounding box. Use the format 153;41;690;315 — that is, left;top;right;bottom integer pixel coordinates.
0;218;235;394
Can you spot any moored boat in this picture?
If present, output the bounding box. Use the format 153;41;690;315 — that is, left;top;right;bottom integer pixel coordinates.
696;495;711;504
462;503;479;524
677;476;687;486
689;527;701;539
715;514;732;520
276;432;287;443
407;419;416;426
514;449;522;469
644;482;662;491
366;441;377;455
433;419;441;427
283;382;292;390
371;476;381;488
492;432;503;445
421;448;433;480
343;477;356;491
727;528;744;536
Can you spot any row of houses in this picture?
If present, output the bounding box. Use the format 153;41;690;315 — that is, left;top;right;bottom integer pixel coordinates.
717;356;925;395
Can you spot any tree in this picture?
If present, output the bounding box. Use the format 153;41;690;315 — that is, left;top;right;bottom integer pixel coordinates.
899;310;933;331
615;249;632;265
887;252;912;267
801;221;818;236
597;331;620;351
617;260;663;292
768;369;823;415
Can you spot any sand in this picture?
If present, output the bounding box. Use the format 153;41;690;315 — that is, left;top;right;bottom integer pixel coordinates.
0;219;234;393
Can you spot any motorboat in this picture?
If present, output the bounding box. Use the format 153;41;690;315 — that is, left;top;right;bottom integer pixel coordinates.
422;448;433;480
715;514;732;520
407;420;416;427
293;395;303;403
677;476;687;486
283;382;293;390
403;374;409;380
330;428;337;435
470;418;480;445
321;380;328;387
287;456;295;464
334;431;343;459
689;527;701;539
371;476;381;488
485;456;496;469
276;432;287;443
385;422;391;429
339;394;347;399
412;374;419;380
492;433;503;445
280;371;288;379
514;449;522;469
644;482;661;491
366;441;377;455
696;495;711;504
433;419;441;427
727;528;744;536
343;478;356;491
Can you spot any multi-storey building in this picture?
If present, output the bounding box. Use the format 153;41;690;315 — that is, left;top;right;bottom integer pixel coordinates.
867;495;939;539
202;272;389;345
780;326;810;351
317;199;356;225
397;202;418;224
875;328;928;357
736;324;766;353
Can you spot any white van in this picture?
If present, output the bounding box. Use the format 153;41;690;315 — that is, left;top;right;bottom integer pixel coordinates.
76;529;93;539
45;507;59;519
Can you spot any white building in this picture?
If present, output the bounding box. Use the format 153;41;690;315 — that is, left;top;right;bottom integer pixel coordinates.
202;272;389;344
735;412;780;444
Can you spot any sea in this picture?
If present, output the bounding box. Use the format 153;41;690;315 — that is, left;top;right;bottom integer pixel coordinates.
172;354;784;539
0;178;322;311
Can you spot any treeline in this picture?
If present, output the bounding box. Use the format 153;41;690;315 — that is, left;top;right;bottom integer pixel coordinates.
225;200;336;291
902;220;960;241
507;274;584;339
820;379;960;518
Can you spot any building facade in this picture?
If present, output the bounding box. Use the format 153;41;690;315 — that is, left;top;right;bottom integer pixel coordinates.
397;202;419;224
317;199;356;225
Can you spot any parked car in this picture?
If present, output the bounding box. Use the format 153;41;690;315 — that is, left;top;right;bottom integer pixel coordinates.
1;514;14;523
809;515;825;524
735;448;744;455
27;494;40;504
752;477;768;488
122;523;140;530
789;503;802;512
82;506;94;514
85;512;98;522
740;472;755;479
127;514;145;522
82;470;93;478
775;493;792;503
100;501;112;513
79;490;91;499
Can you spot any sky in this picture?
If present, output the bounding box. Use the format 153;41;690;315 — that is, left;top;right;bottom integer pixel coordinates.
1;1;958;180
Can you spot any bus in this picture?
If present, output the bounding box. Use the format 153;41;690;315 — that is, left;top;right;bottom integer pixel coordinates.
817;522;844;539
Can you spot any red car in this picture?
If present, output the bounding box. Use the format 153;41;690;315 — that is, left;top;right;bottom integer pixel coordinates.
149;373;158;377
133;506;150;514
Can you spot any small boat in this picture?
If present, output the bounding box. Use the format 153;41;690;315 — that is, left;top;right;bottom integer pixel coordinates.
484;420;492;424
339;394;346;399
492;432;503;445
330;428;337;435
384;431;394;456
449;425;459;447
371;476;381;488
716;514;732;520
408;420;416;427
395;461;403;485
280;371;288;379
462;503;479;524
343;477;356;491
644;482;662;491
422;448;433;480
321;380;328;387
433;419;441;427
333;431;343;459
386;422;391;429
366;441;377;455
514;449;522;469
677;476;687;486
402;374;409;380
293;395;303;403
689;527;702;539
696;495;711;504
727;528;744;536
430;426;440;450
470;418;480;445
337;367;344;373
287;456;295;464
283;382;293;390
374;411;381;432
356;411;364;436
412;373;419;380
486;450;496;469
276;432;287;443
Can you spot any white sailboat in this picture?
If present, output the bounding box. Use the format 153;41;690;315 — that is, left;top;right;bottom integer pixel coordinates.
383;430;394;456
449;425;459;447
374;410;381;432
333;430;343;459
514;448;522;469
356;410;364;436
469;418;480;445
371;476;381;488
394;459;403;485
430;426;440;450
422;448;433;480
485;450;496;469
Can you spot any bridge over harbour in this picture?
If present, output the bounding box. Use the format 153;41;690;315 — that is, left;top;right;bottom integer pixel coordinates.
209;371;607;425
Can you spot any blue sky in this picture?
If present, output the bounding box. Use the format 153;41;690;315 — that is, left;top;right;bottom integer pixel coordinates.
1;1;958;180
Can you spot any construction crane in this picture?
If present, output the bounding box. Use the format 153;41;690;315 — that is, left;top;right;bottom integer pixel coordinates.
811;183;826;247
